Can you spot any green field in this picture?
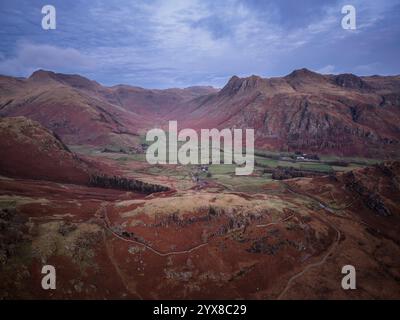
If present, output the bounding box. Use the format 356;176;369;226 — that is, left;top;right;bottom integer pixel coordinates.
69;144;383;193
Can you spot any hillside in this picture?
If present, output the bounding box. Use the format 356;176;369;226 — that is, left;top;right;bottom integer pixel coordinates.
0;71;216;151
0;116;90;184
177;69;400;158
1;69;400;158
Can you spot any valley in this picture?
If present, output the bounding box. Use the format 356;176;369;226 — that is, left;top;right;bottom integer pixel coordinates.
0;70;399;299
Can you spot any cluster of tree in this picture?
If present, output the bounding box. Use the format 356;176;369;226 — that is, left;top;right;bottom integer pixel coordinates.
324;160;349;167
89;174;170;194
254;151;281;160
101;147;128;154
269;166;325;180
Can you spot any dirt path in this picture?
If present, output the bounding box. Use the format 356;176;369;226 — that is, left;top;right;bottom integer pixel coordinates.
277;212;341;299
97;192;342;299
100;204;210;256
99;203;295;257
276;182;343;300
256;214;295;228
105;237;144;299
283;182;355;212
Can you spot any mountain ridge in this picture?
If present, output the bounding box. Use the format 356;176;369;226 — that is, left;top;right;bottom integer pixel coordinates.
1;69;400;158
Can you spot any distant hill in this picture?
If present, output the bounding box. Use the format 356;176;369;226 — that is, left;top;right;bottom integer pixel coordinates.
175;68;400;158
1;68;400;158
0;70;217;151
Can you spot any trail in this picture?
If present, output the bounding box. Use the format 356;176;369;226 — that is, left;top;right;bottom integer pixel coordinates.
98;202;295;257
104;236;144;300
277;212;341;299
97;188;341;299
276;182;343;300
284;182;355;213
256;214;295;228
99;204;209;256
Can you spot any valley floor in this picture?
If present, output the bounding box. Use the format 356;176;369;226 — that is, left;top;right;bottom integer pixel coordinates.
1;154;399;299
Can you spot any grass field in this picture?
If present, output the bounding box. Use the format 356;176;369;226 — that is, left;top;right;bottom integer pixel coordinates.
69;144;382;192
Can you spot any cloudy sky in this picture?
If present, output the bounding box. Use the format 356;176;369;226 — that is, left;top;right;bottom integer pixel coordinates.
0;0;399;88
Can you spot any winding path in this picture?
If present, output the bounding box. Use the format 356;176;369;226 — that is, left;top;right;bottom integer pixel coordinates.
98;204;210;256
98;202;295;257
256;214;295;228
277;211;341;299
97;186;343;299
276;182;343;300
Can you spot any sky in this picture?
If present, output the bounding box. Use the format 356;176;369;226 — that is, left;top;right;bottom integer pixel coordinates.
0;0;399;88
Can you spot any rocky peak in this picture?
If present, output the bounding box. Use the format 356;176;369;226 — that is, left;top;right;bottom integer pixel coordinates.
220;75;265;96
286;68;325;80
334;73;368;90
29;70;100;91
28;69;57;82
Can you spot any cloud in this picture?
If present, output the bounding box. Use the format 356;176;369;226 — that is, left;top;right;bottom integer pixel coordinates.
84;0;400;86
317;65;336;74
0;0;399;87
82;0;329;86
353;62;381;75
0;41;95;77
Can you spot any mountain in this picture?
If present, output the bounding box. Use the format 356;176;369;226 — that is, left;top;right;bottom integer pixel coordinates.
0;70;216;151
177;69;400;158
107;85;218;117
0;116;90;184
288;160;400;251
0;71;144;150
1;69;400;158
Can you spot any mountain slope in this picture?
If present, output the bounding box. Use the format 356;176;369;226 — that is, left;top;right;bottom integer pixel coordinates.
178;69;400;158
0;116;90;184
0;71;147;150
1;69;400;158
0;70;217;151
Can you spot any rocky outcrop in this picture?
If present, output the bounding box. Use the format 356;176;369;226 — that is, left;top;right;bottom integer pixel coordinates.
343;168;395;217
333;74;369;90
219;75;265;97
181;69;400;158
0;208;29;265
